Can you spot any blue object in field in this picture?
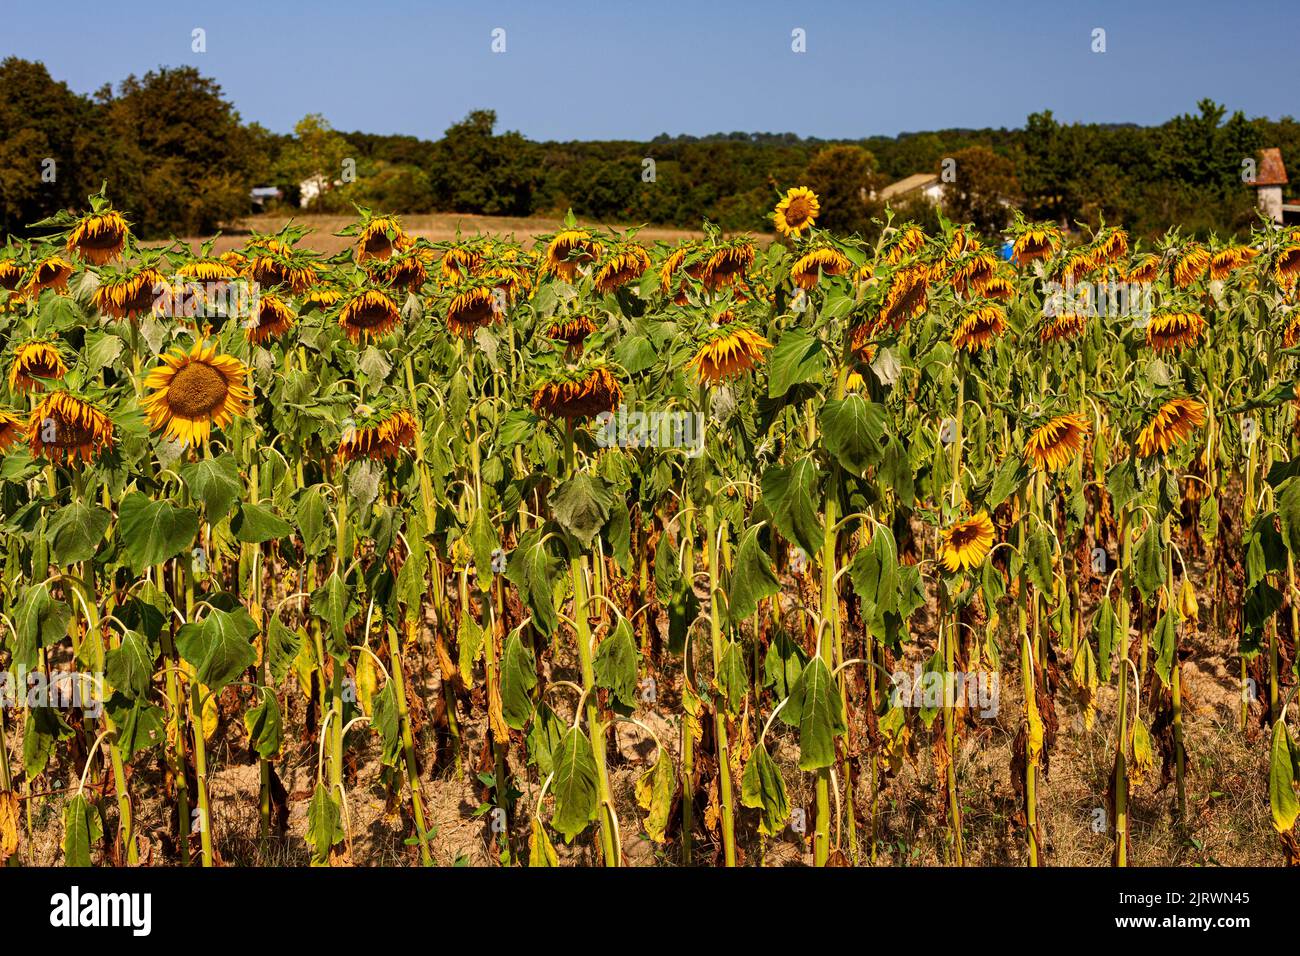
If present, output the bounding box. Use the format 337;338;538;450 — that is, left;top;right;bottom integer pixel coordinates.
1000;239;1014;260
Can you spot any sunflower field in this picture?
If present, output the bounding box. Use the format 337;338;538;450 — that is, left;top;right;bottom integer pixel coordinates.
1;183;1299;869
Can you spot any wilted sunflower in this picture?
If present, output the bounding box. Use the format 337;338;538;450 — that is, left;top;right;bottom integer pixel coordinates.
178;257;239;282
1024;414;1089;472
1136;398;1206;458
1208;246;1253;281
338;407;417;461
248;241;318;293
701;242;755;290
878;265;930;330
773;186;820;239
142;341;253;447
302;287;344;311
0;408;24;452
542;230;601;282
687;324;772;384
791;247;852;290
531;365;624;420
0;258;25;292
1171;244;1210;289
1058;248;1095;285
1146;310;1205;352
27;391;114;463
374;251;429;294
93;267;165;320
979;274;1016;302
1039;311;1088;343
338;288;402;343
67;209;129;265
950;251;999;297
440;243;486;282
1283;311;1300;348
24;255;74;296
1273;245;1300;291
356;215;405;262
1011;226;1059;266
445;285;499;336
1121;254;1160;285
939;513;995;573
545;313;598;346
1091;227;1129;267
951;302;1007;352
882;225;926;264
9;340;68;392
593;244;651;294
246;293;295;345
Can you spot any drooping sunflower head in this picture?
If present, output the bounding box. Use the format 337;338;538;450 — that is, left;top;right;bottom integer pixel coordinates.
25;254;74;296
542;230;602;282
93;266;166;321
1145;310;1205;352
355;215;406;262
882;225;926;265
687;323;773;385
531;364;624;420
1273;245;1300;291
951;302;1007;352
1136;398;1206;458
67;209;129;265
1121;254;1160;285
1171;244;1210;289
979;273;1016;302
0;254;26;292
177;257;240;283
773;186;820;239
791;246;852;290
949;251;999;297
373;250;430;294
0;408;24;452
1282;310;1300;348
940;512;995;573
338;288;402;343
27;391;115;463
701;240;756;290
878;265;930;331
1208;246;1253;281
1039;311;1088;343
142;341;253;448
593;243;651;295
1057;248;1096;285
301;286;345;312
9;340;68;393
445;284;499;336
440;241;488;283
337;405;418;462
1091;227;1129;267
1024;413;1089;472
544;313;598;346
248;241;319;294
1011;225;1060;266
246;293;296;345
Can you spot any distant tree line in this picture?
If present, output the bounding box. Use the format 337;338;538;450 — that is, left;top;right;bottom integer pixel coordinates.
3;56;1298;241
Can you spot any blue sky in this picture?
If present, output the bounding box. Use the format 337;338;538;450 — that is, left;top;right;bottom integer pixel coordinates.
3;0;1296;141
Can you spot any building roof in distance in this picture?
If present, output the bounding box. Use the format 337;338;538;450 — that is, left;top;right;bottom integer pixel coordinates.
880;172;940;201
1256;148;1288;187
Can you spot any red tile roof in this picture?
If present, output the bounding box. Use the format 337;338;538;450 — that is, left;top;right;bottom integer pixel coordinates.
1256;148;1288;186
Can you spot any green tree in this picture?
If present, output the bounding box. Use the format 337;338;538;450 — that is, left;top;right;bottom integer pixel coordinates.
803;144;883;236
276;114;358;210
942;145;1021;235
426;110;537;216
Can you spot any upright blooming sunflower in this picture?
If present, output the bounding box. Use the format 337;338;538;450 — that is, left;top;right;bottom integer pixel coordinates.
951;302;1007;352
142;342;253;447
67;209;129;265
337;406;418;462
1145;310;1205;352
9;341;68;392
1136;398;1206;458
940;513;995;573
542;230;601;282
687;324;772;384
0;409;25;452
531;365;624;420
773;187;820;239
1024;414;1089;472
246;293;296;345
338;288;402;343
593;244;651;295
791;247;851;290
27;392;114;463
